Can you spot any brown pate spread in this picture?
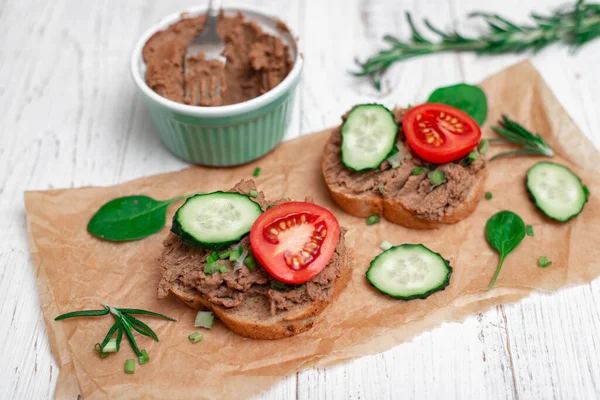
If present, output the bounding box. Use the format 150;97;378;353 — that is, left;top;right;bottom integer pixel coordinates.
142;13;293;106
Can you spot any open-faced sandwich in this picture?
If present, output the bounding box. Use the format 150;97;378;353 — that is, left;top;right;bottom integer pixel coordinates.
158;180;352;339
322;103;488;229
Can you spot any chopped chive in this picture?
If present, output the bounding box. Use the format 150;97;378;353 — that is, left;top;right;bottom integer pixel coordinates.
204;262;228;275
294;284;305;291
138;349;150;365
229;245;243;261
270;280;289;292
583;185;591;199
219;250;232;259
379;240;393;251
249;190;258;198
485;192;493;200
407;103;413;109
427;170;445;186
391;160;401;169
538;256;552;268
526;225;534;237
378;183;385;194
267;205;274;209
366;215;380;225
478;139;490;155
188;332;203;344
206;251;219;263
125;359;135;374
244;254;257;270
194;311;214;328
468;151;480;161
412;167;425;175
253;167;261;177
101;338;118;353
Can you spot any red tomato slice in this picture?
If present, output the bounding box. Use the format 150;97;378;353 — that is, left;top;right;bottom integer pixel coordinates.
250;202;340;284
403;103;481;164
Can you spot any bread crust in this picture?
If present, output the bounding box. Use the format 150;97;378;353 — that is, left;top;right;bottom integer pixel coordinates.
170;249;353;340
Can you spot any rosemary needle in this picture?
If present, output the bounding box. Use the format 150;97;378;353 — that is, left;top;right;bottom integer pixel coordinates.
489;115;554;161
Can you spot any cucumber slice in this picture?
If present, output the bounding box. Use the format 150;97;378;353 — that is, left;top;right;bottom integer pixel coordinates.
341;104;398;171
366;244;452;300
171;192;262;250
526;161;588;222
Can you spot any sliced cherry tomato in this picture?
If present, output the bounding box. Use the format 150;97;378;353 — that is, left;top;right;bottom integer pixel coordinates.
250;202;340;284
403;103;481;164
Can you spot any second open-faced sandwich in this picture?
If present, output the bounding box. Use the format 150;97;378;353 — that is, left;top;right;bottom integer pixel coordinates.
322;103;488;229
158;180;351;339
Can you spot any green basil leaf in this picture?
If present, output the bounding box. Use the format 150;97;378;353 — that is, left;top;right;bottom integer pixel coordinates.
427;83;488;126
485;210;526;290
88;195;186;241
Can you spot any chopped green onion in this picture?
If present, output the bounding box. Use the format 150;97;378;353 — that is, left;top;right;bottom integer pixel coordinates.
526;225;534;237
538;256;552;268
407;103;413;109
478;139;490;155
207;251;219;263
294;284;305;291
204;262;228;275
404;154;413;160
378;183;385;194
101;338;118;353
138;349;150;365
253;167;261;177
188;332;203;344
379;240;393;251
194;311;215;328
412;167;425;175
125;359;135;374
94;343;110;359
229;245;244;261
366;215;380;225
485;192;493;200
583;185;591;199
267;205;274;209
427;170;445;186
468;151;479;161
244;253;257;270
249;190;258;198
270;280;289;292
219;250;232;259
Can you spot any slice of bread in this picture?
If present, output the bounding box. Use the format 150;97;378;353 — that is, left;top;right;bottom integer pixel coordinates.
322;107;488;229
169;248;352;340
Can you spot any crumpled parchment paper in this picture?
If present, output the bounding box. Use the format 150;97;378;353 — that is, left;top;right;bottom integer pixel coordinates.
25;61;600;399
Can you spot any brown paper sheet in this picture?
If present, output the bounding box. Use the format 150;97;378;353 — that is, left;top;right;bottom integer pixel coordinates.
25;60;600;399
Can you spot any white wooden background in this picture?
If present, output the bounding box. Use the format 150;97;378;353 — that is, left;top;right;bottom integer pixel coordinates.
1;0;599;398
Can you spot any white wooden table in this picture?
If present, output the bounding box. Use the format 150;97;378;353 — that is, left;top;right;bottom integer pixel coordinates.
2;0;599;398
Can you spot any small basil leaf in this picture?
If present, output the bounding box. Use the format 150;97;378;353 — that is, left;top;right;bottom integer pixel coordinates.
88;195;185;241
427;83;488;126
485;210;526;290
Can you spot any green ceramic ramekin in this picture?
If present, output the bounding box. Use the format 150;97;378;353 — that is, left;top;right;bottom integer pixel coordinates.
130;5;303;166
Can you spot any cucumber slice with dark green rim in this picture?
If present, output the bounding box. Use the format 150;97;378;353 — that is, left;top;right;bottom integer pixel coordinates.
341;104;398;171
366;244;452;300
526;161;588;222
171;192;262;250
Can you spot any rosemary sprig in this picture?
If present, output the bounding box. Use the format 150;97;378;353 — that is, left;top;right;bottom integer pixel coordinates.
489;115;554;161
55;304;176;358
355;0;600;89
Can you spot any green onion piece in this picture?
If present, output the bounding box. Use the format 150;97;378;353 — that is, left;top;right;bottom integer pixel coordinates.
427;170;445;186
101;338;118;353
249;190;258;198
404;154;413;160
526;225;534;237
194;311;215;329
378;183;385;194
270;280;289;292
253;167;261;177
125;359;135;374
538;256;552;268
478;139;490;155
204;262;228;275
412;167;425;175
583;185;591;199
229;245;244;261
407;103;413;109
188;332;203;344
219;250;232;259
244;254;257;271
294;284;305;291
467;151;479;161
267;205;274;209
379;240;393;251
366;215;380;225
138;349;150;365
206;251;219;263
94;343;110;359
485;192;493;200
